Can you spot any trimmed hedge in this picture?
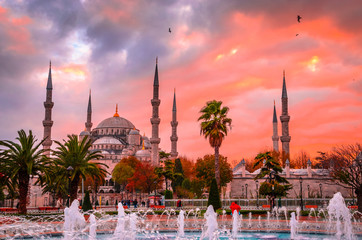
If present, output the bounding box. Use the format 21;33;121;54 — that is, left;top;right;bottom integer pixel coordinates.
207;178;221;210
82;191;92;212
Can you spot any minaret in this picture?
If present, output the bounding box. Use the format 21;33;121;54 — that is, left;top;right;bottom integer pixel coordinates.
42;61;54;157
85;90;92;132
150;58;161;165
280;70;291;157
170;89;178;158
272;100;279;152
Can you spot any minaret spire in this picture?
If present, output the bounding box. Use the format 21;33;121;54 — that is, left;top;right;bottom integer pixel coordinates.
85;89;93;132
170;88;178;158
272;100;279;152
280;71;291;158
42;61;54;157
114;104;120;117
150;58;161;165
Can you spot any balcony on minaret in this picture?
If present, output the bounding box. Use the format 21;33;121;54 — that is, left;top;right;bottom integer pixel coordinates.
280;135;291;142
171;121;178;127
43;101;54;108
280;115;290;122
150;117;160;124
151;99;160;106
42;120;53;127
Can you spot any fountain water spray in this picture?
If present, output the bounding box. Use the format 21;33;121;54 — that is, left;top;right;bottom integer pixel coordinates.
232;210;239;238
89;214;96;240
114;202;126;238
63;199;86;240
201;205;218;239
290;212;297;239
327;192;354;240
177;210;185;238
296;207;301;221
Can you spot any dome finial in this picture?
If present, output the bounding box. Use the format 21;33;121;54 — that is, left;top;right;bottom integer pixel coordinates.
113;104;120;117
142;140;145;150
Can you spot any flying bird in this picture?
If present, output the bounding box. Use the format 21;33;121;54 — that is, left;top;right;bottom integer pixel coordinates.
169;28;171;33
296;33;299;36
297;15;302;23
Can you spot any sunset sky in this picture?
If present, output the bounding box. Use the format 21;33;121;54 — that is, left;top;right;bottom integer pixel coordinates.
0;0;361;164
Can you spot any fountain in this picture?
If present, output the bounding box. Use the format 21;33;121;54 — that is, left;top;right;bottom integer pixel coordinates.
177;210;185;238
200;205;218;239
232;210;239;238
0;192;361;239
290;212;298;239
327;192;354;240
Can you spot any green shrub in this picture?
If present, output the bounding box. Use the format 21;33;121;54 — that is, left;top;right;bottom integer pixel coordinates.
82;191;92;212
207;178;221;210
182;178;191;190
165;190;173;199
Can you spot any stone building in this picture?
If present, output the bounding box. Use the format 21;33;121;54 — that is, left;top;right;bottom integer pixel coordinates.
229;72;351;199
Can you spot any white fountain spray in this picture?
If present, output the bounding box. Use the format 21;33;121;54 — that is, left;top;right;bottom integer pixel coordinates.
177;210;185;238
327;192;354;240
114;202;126;238
129;213;138;240
89;214;96;240
232;210;239;238
290;212;297;239
248;212;252;228
201;205;218;240
63;200;86;240
296;207;301;221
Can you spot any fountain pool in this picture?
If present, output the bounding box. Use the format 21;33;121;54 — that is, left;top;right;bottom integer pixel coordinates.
0;192;361;239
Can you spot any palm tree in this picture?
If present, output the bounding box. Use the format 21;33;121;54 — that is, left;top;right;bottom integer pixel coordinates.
52;135;107;204
0;130;50;214
198;100;232;188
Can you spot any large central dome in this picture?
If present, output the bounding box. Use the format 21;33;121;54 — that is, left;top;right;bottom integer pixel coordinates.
96;116;135;129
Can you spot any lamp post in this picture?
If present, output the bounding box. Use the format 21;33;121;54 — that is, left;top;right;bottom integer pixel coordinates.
66;166;73;207
256;180;259;208
352;186;355;205
319;183;322;198
299;177;303;211
307;185;310;198
245;184;248;199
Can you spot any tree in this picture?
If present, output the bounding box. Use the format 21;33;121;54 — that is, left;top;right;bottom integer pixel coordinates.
0;130;51;214
112;156;140;191
208;178;221;210
82;191;92;212
195;154;233;189
155;159;175;191
314;151;331;169
292;150;310;169
128;162;162;194
253;151;291;211
52;135;108;204
198;100;232;188
328;143;362;212
171;158;184;193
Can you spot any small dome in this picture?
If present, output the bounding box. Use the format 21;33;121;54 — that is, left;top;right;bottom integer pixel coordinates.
96;116;135;129
135;149;151;158
129;129;140;135
79;130;90;136
93;137;122;145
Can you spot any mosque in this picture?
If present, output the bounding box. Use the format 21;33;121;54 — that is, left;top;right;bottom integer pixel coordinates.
229;72;351;200
23;59;179;207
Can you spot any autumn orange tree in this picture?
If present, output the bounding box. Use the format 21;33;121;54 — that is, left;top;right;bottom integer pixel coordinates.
128;162;162;194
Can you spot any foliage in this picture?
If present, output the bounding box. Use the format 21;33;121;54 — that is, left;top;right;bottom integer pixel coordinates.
112;156;140;187
190;179;204;198
195;154;233;188
171;158;184;193
182;178;191;190
253;151;291;211
207;178;221;210
155;159;176;191
82;191;92;212
291;150;311;169
328;143;362;212
198;100;232;188
179;157;196;180
0;130;51;214
52;135;108;203
175;186;194;199
128;162;162;194
165;190;173;199
159;151;171;159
